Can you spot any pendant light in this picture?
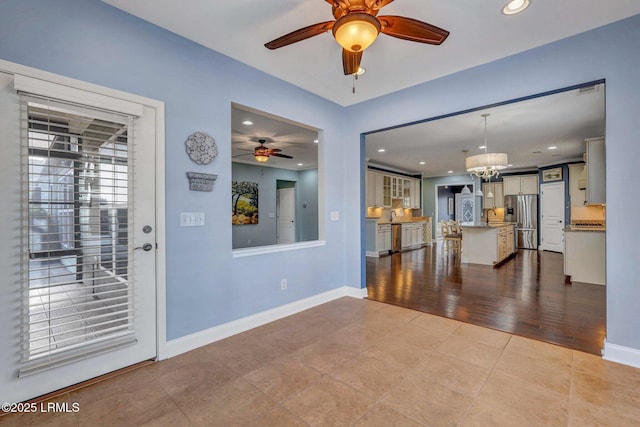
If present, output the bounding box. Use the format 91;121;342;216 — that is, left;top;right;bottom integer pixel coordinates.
466;114;508;180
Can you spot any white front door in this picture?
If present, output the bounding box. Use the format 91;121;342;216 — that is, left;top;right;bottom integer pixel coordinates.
277;187;296;244
0;71;159;403
540;182;565;253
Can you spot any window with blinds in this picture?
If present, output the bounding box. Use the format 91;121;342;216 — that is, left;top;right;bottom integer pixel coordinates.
20;94;137;375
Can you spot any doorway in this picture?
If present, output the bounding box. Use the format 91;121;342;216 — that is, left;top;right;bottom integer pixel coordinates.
0;71;162;403
277;185;296;244
434;183;475;238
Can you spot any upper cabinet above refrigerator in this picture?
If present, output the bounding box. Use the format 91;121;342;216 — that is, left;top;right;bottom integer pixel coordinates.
503;174;539;195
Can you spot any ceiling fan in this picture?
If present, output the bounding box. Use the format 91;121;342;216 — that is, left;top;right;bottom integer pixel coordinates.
234;138;293;163
264;0;450;75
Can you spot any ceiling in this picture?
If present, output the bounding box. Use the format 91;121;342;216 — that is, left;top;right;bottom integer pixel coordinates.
103;0;640;107
231;103;318;171
366;83;605;177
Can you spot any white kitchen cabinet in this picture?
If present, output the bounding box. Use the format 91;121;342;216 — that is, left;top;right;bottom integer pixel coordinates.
411;180;421;209
585;137;605;205
382;175;391;207
391;176;402;199
376;223;392;254
568;163;587;207
402;179;411;208
482;182;504;209
503;174;538;195
400;222;423;249
366;171;382;207
564;230;605;285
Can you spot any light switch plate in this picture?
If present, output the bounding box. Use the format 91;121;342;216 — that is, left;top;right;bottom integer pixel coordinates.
330;211;340;221
180;212;205;227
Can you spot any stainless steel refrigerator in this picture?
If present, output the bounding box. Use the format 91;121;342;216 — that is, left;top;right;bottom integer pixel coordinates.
504;194;538;249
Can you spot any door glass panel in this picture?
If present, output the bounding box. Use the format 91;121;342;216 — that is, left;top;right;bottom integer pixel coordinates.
23;99;135;369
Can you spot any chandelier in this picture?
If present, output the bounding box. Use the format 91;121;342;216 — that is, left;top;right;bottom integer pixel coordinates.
465;113;508;180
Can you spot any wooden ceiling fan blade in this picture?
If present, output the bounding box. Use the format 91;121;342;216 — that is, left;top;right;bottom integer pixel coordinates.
265;21;335;50
271;153;293;159
268;148;282;153
342;49;363;75
379;16;449;45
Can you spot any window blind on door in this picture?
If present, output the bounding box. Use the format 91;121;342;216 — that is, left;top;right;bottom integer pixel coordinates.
18;93;138;376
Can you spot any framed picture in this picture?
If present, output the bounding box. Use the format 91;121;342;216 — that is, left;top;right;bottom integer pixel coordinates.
542;167;563;182
447;197;454;215
232;181;259;225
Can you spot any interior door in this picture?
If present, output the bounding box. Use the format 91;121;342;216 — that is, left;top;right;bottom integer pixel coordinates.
0;72;158;403
277;187;296;244
540;182;565;253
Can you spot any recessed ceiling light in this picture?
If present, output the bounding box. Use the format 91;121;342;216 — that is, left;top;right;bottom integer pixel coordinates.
297;163;304;166
378;148;386;153
502;0;531;15
507;164;513;167
242;120;253;126
419;161;426;165
548;146;558;150
314;139;319;143
448;170;454;174
478;145;486;150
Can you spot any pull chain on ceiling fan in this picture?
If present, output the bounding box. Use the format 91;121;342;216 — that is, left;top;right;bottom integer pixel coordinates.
265;0;449;76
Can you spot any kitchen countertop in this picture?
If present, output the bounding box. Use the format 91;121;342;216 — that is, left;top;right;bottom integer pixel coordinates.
369;218;431;224
461;222;515;228
564;226;606;232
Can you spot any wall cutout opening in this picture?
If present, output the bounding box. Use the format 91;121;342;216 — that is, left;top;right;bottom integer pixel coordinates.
232;103;319;250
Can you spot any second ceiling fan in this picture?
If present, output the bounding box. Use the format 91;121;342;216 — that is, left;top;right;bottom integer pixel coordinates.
265;0;450;75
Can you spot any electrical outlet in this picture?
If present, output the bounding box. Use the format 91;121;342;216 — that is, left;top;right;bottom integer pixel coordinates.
280;279;287;290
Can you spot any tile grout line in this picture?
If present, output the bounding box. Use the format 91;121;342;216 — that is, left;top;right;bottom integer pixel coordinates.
567;350;577;427
457;333;514;425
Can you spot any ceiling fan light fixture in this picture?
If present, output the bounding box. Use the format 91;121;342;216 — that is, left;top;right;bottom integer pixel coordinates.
333;13;380;52
254;153;269;163
502;0;531;15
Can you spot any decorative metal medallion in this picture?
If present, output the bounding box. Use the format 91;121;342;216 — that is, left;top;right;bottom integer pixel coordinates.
185;132;218;165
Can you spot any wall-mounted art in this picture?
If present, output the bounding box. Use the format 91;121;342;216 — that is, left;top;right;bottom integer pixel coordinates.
185;132;217;165
232;181;259;225
542;167;563;182
186;172;217;191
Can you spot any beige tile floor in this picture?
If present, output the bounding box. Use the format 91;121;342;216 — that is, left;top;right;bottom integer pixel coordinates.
4;297;640;426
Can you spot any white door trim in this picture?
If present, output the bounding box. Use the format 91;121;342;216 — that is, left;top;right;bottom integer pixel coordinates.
0;59;167;361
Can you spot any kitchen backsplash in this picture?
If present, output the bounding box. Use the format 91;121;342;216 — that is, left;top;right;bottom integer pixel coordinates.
366;207;420;221
571;205;605;221
485;208;505;223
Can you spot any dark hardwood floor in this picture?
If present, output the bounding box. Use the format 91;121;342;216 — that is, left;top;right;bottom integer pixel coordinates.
366;242;606;355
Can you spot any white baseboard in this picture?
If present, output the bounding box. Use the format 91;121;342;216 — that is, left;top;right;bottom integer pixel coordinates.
603;340;640;368
165;285;367;359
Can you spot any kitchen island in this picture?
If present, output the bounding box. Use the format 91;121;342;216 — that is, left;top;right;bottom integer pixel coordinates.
461;222;516;266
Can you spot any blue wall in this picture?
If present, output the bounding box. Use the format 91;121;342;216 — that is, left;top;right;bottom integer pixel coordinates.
1;0;640;355
345;14;640;352
0;0;350;340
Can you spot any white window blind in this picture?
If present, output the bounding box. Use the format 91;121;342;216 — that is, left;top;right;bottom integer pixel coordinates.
19;93;138;376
